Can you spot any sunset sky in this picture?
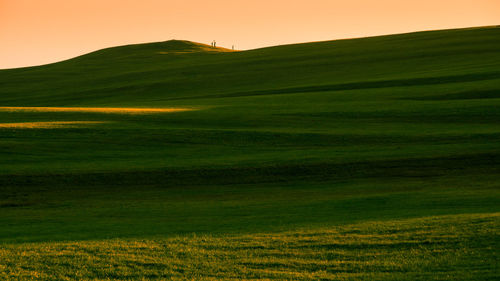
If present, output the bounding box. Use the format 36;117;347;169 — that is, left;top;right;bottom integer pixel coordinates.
1;0;499;69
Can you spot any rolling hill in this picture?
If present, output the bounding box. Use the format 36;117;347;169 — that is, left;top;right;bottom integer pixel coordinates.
1;27;499;106
0;26;499;280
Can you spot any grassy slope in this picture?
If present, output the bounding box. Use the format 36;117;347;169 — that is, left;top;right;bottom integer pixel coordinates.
0;27;499;280
1;27;499;106
1;214;498;280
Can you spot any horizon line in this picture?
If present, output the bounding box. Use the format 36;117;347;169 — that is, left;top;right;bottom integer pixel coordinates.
1;24;498;71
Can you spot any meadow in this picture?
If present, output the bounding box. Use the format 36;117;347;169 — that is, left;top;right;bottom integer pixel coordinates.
0;27;499;280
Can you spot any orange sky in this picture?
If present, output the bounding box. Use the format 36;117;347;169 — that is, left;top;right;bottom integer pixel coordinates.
0;0;499;69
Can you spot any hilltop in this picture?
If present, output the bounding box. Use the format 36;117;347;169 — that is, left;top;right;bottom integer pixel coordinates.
81;39;235;58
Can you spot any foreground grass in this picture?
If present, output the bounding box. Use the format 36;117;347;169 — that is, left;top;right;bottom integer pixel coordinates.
1;213;498;281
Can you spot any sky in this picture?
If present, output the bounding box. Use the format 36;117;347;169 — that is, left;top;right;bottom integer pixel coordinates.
0;0;499;69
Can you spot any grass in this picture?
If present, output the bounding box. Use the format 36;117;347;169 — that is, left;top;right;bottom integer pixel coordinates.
0;107;194;114
0;121;109;129
1;213;498;280
0;26;499;279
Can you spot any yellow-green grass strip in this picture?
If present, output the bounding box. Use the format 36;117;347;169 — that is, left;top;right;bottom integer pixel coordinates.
0;107;194;115
0;121;109;129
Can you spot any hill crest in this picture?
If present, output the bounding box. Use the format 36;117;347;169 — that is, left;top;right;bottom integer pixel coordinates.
155;40;235;54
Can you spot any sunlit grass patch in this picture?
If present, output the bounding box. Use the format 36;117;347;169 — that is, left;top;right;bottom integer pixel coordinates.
0;121;108;129
0;107;194;115
0;213;497;280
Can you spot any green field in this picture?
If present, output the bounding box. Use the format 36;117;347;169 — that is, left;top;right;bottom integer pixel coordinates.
0;27;499;280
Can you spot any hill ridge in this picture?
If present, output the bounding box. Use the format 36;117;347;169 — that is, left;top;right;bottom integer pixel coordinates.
0;26;499;106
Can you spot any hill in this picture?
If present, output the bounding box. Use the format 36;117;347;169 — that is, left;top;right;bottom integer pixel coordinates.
0;27;499;106
0;27;499;280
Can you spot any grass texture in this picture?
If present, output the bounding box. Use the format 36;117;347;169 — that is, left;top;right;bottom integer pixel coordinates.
1;213;498;280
